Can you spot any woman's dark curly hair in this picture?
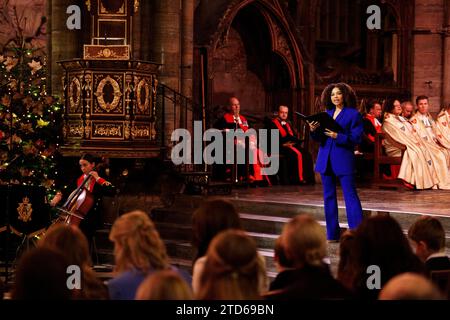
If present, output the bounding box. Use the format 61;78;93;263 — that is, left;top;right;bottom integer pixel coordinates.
320;83;358;110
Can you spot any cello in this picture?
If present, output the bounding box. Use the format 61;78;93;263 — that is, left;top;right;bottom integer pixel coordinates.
56;172;96;226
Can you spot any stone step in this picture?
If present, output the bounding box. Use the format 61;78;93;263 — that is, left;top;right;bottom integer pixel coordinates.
163;239;277;272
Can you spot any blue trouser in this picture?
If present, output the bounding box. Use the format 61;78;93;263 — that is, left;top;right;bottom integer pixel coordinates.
321;171;363;240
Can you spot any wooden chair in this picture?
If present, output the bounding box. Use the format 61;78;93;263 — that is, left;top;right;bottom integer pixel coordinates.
373;132;406;185
430;269;450;299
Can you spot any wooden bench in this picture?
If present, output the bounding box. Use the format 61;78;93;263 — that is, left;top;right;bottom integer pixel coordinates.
373;132;406;185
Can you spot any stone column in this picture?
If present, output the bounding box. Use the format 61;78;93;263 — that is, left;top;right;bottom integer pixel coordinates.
413;0;444;113
48;0;81;96
442;0;450;105
151;0;182;146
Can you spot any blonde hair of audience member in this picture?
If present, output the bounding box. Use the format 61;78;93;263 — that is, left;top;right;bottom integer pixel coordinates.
198;229;265;300
280;214;327;268
135;270;193;300
109;210;169;274
379;273;443;300
38;222;108;299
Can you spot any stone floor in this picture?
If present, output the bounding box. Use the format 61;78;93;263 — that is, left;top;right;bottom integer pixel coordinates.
224;184;450;217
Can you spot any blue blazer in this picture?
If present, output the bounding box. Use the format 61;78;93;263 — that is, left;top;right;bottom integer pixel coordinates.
311;107;363;176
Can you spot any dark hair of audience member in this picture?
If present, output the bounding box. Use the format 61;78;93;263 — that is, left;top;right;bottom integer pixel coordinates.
136;270;193;300
192;199;242;261
350;215;425;298
12;247;71;300
197;229;263;300
274;236;292;271
39;222;109;299
337;229;357;291
408;216;446;252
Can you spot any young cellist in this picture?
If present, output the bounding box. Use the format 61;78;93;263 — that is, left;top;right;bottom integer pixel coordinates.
51;153;112;246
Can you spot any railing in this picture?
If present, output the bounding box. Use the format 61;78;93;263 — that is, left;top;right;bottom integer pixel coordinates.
156;83;207;173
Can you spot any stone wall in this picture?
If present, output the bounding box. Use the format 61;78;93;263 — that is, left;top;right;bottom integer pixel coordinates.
413;0;445;113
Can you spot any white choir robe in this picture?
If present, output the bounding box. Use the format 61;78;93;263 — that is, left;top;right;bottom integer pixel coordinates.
382;113;439;190
405;113;450;189
435;109;450;149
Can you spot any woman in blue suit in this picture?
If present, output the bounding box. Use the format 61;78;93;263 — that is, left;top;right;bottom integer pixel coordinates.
308;83;364;241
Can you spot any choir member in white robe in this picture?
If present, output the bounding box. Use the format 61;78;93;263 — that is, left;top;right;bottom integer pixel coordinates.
382;100;439;190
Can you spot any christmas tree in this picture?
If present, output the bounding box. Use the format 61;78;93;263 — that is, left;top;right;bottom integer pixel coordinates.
0;42;63;198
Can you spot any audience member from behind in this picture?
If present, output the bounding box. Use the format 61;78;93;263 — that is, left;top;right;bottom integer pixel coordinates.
269;236;294;291
192;199;243;294
351;215;425;299
38;222;109;299
337;229;357;291
379;273;443;300
197;229;266;300
108;210;191;300
12;247;71;300
408;216;450;274
136;270;193;300
268;214;352;299
401;101;415;119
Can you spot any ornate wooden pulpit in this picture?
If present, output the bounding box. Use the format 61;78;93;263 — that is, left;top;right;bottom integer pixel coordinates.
58;0;161;158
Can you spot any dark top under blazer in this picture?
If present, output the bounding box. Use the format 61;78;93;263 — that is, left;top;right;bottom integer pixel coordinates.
311;107;363;176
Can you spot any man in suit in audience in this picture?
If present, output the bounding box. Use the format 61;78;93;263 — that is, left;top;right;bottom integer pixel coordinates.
408;216;450;274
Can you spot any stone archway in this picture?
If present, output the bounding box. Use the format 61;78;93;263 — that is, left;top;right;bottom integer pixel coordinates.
195;0;312;122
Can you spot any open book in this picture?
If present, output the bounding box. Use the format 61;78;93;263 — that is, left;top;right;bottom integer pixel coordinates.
295;111;343;133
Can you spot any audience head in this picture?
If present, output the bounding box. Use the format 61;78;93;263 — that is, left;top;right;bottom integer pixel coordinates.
39;222;91;267
38;222;109;299
192;199;242;259
337;229;357;290
109;210;169;273
416;95;429;114
12;247;71;300
280;214;327;268
366;100;382;119
379;273;443;300
351;215;425;296
278;105;289;120
401;101;415;119
136;270;193;300
408;216;446;262
321;82;357;110
274;236;292;272
198;229;264;300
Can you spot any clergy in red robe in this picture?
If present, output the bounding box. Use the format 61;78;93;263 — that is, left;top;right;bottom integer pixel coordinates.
268;105;314;185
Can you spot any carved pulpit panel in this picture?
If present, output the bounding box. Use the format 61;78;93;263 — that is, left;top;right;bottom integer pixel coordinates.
59;0;160;158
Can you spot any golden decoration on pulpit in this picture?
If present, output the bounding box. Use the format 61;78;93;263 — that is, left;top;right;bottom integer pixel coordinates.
131;125;150;138
68;123;84;137
95;75;122;112
17;197;33;222
124;122;130;139
85;0;91;11
69;77;81;113
100;0;125;14
93;123;123;138
136;78;150;114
